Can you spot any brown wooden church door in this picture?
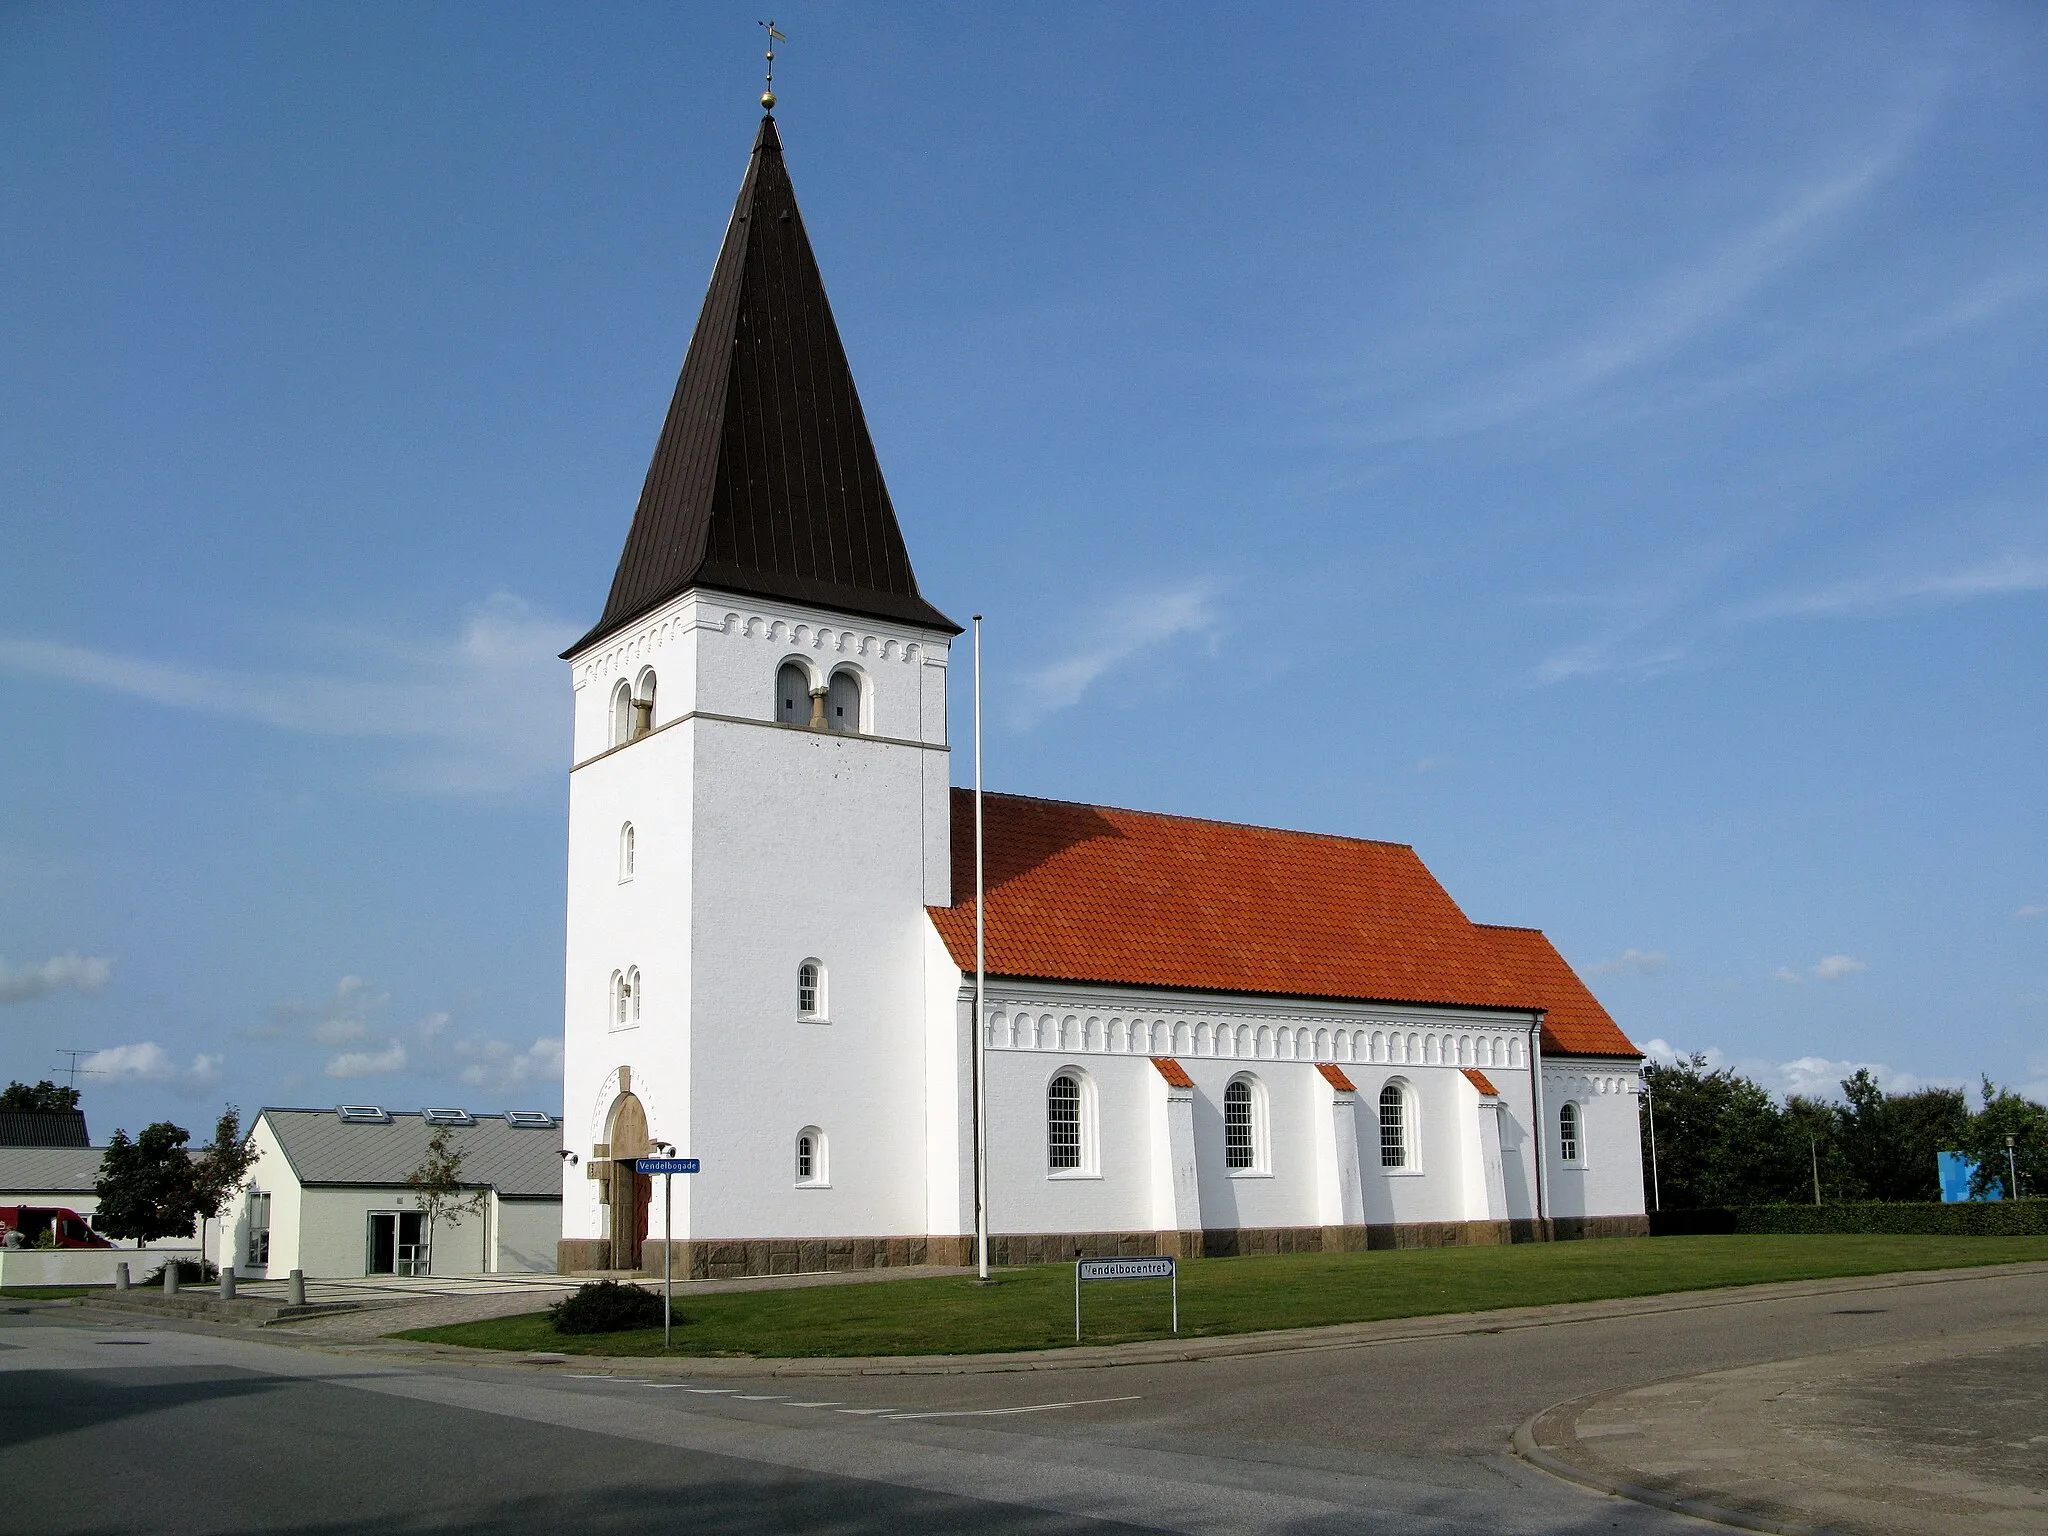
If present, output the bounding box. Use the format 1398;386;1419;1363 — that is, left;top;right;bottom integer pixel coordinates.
607;1093;651;1271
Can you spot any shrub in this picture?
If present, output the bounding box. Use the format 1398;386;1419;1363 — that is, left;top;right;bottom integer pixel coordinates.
140;1259;219;1287
1731;1201;2047;1237
547;1279;677;1334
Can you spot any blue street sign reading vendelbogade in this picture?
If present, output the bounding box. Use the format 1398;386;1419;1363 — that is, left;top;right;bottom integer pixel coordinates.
635;1158;700;1174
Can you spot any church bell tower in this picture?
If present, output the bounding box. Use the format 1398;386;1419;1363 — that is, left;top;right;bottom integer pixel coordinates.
556;114;960;1274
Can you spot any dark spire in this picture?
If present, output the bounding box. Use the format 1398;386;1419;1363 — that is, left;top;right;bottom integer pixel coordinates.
566;116;959;657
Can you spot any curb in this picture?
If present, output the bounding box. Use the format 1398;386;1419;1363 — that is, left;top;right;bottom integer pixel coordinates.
381;1258;2048;1378
1512;1394;1832;1536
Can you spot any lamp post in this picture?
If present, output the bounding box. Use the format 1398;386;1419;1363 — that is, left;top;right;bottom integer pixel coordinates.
2007;1134;2021;1201
653;1141;676;1351
1640;1074;1661;1214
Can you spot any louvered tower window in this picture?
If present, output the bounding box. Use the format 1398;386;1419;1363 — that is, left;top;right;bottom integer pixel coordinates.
776;662;811;724
825;670;861;733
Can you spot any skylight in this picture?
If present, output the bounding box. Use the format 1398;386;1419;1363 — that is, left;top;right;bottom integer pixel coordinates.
422;1108;476;1126
336;1105;391;1124
503;1111;557;1129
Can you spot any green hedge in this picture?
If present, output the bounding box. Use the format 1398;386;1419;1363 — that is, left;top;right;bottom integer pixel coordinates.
1730;1201;2047;1236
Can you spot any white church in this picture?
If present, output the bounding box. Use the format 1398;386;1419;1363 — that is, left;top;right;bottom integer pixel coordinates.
558;115;1647;1279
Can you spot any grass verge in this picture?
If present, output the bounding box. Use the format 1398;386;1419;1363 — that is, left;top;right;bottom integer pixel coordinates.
0;1286;95;1300
396;1234;2048;1358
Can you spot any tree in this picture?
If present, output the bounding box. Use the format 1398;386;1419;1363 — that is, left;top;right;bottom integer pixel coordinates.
1837;1070;1968;1201
92;1122;199;1244
190;1106;262;1268
405;1125;487;1272
1960;1080;2047;1199
0;1080;81;1113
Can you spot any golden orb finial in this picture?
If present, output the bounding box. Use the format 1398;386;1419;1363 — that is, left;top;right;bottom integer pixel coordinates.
760;90;776;110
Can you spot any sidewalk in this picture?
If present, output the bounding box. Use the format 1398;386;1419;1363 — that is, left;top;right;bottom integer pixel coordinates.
1518;1320;2048;1536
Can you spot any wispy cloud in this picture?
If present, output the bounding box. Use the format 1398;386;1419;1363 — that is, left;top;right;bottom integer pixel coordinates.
0;593;574;795
454;1035;563;1092
0;953;112;1007
1589;948;1670;976
263;975;390;1046
2019;905;2048;919
82;1042;222;1095
325;1040;408;1079
1010;581;1220;727
1726;552;2048;625
1773;954;1867;984
1641;1037;1956;1100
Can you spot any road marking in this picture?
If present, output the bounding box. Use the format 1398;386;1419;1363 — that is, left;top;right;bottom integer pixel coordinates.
730;1394;786;1401
683;1388;735;1394
884;1395;1143;1421
785;1402;841;1408
835;1407;899;1415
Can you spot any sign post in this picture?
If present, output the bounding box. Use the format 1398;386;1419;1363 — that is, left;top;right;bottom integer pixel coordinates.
635;1157;701;1350
1073;1255;1177;1343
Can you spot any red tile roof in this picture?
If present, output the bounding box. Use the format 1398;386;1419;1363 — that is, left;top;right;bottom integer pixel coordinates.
1316;1063;1358;1092
1150;1057;1193;1089
1461;1068;1500;1097
928;791;1638;1059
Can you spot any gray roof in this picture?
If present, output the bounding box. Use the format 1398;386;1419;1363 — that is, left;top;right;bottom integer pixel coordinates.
260;1110;563;1199
0;1145;105;1196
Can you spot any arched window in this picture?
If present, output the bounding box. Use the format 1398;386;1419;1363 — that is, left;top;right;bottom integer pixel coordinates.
795;1127;827;1186
1559;1102;1581;1164
619;822;635;882
1379;1082;1409;1168
609;969;626;1029
624;966;641;1025
610;680;634;747
825;668;862;733
633;668;657;738
1047;1073;1083;1171
776;661;813;725
1224;1079;1256;1170
797;959;824;1019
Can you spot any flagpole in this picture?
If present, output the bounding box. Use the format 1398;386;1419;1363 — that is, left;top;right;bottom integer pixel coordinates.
972;615;990;1282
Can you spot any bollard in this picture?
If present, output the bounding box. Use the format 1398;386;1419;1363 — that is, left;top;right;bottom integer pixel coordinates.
220;1265;236;1300
287;1269;306;1307
163;1260;179;1295
114;1262;130;1291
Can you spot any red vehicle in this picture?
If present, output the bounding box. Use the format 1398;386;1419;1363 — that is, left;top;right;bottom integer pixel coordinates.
0;1206;112;1248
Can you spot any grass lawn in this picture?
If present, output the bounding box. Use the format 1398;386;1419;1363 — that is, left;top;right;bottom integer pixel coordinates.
0;1286;95;1300
398;1234;2048;1358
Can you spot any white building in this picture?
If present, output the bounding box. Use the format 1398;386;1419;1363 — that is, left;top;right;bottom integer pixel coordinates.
212;1107;564;1279
559;115;1647;1279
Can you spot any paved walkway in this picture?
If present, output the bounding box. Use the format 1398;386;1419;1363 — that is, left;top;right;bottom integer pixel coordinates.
1520;1319;2048;1535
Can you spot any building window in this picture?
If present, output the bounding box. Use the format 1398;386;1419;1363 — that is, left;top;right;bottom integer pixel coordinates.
795;1127;827;1186
632;669;657;738
825;668;862;733
796;959;825;1019
619;822;635;882
776;661;813;725
1225;1075;1267;1173
245;1191;271;1267
612;968;640;1029
1380;1082;1410;1169
1047;1073;1083;1171
1559;1101;1581;1164
611;679;634;747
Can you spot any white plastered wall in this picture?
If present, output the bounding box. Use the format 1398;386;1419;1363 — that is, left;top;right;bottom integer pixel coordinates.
1541;1058;1647;1219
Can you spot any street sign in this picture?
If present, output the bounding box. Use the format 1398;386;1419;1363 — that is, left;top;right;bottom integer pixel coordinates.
1078;1257;1175;1281
635;1158;700;1174
1074;1254;1177;1340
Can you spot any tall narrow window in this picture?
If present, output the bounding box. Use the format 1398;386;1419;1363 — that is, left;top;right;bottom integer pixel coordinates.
625;966;641;1025
619;822;635;882
610;970;625;1027
1224;1079;1255;1170
1379;1083;1408;1168
611;680;634;747
796;960;823;1018
795;1127;826;1185
825;669;861;733
1559;1102;1581;1163
632;669;657;739
245;1191;271;1267
776;662;812;725
1047;1074;1082;1171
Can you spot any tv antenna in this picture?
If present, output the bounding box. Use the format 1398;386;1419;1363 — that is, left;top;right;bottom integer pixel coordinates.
50;1049;107;1089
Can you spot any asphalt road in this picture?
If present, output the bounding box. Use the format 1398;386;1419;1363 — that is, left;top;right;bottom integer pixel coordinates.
4;1267;2042;1535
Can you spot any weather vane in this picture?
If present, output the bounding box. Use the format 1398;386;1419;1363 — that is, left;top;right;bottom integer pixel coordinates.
759;20;785;112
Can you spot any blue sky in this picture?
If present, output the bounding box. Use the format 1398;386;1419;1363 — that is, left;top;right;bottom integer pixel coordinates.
3;4;2043;1136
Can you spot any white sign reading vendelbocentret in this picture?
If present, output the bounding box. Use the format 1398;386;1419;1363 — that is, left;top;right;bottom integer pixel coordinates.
1078;1257;1176;1281
1073;1255;1178;1340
